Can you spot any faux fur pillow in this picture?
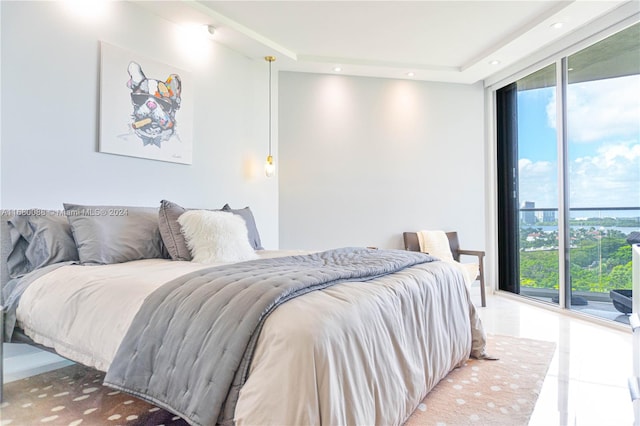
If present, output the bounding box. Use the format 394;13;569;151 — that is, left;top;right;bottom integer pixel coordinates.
177;210;258;263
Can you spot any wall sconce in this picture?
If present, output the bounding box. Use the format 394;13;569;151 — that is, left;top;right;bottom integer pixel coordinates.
265;55;276;177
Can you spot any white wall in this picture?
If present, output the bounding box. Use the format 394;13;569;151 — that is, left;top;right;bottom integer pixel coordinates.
279;72;485;251
0;1;278;248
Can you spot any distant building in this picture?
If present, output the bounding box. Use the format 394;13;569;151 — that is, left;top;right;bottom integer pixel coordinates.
543;210;556;223
521;201;536;225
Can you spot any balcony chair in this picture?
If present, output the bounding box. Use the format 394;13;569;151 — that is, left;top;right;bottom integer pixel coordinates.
403;231;486;307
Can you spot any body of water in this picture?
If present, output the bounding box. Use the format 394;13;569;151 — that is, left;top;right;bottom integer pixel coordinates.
523;225;639;235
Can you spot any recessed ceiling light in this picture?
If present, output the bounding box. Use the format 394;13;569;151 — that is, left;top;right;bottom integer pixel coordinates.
333;66;342;72
489;60;501;66
406;72;415;77
550;22;564;29
65;0;109;19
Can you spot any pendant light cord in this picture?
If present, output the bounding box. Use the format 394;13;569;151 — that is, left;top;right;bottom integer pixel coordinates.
268;59;272;157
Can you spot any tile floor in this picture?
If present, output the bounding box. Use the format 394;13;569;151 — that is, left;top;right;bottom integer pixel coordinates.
478;290;635;426
2;287;637;425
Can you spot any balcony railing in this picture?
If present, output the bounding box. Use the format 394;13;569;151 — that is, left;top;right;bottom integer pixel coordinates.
517;207;639;320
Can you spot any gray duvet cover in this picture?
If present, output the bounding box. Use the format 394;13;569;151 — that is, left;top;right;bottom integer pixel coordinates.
104;247;436;426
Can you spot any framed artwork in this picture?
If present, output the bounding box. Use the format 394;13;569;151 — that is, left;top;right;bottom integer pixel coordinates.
99;42;193;164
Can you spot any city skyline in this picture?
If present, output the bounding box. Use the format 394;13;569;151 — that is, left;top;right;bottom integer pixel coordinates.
519;199;638;221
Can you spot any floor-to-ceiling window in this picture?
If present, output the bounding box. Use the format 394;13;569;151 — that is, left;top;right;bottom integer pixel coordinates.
497;22;640;323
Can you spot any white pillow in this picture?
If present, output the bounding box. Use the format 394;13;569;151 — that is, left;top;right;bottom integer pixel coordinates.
178;210;258;263
417;230;454;261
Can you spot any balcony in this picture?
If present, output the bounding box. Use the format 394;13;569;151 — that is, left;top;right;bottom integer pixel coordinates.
518;207;640;324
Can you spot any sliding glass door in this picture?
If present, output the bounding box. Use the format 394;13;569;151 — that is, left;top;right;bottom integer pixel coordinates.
497;23;640;322
517;64;560;305
497;64;560;304
565;24;640;321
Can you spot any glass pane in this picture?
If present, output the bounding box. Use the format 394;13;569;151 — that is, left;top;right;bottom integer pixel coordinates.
566;23;640;323
516;63;560;304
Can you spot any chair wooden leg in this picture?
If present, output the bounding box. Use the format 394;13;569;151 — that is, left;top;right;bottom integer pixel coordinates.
479;261;486;307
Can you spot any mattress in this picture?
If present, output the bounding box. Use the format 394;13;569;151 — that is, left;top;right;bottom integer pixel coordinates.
15;251;485;425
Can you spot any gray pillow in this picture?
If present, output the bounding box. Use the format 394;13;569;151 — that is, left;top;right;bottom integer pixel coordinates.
221;204;264;250
158;200;192;261
7;211;79;278
64;204;165;265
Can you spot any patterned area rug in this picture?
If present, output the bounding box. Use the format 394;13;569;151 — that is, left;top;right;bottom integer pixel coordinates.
1;365;187;426
1;335;554;426
405;334;556;426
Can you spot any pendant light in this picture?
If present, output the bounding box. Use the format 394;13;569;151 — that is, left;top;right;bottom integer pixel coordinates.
264;55;276;177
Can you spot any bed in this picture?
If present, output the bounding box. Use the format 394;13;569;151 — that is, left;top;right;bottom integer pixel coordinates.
1;201;487;426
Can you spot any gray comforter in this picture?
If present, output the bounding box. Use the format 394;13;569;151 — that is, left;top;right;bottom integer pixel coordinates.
103;247;436;426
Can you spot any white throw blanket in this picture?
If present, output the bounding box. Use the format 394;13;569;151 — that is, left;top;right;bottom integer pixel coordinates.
417;230;479;287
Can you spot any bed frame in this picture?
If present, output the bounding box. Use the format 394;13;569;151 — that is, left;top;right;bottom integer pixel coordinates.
0;218;484;417
1;215;62;402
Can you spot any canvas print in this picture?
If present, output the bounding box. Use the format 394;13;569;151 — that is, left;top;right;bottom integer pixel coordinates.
99;42;193;164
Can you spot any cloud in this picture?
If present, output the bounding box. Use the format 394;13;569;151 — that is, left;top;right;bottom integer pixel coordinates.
519;143;640;210
518;158;557;208
569;143;640;208
546;75;640;144
534;74;640;211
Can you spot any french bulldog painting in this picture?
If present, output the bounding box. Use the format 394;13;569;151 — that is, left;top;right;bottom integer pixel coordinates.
126;62;182;147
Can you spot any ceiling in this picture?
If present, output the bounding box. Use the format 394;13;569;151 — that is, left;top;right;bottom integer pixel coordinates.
517;22;639;90
137;1;632;84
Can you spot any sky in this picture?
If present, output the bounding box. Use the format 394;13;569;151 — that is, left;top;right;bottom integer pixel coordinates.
517;74;640;215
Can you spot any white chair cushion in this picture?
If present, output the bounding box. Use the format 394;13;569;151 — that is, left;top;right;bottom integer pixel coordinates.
417;230;454;261
417;230;478;288
456;262;479;287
